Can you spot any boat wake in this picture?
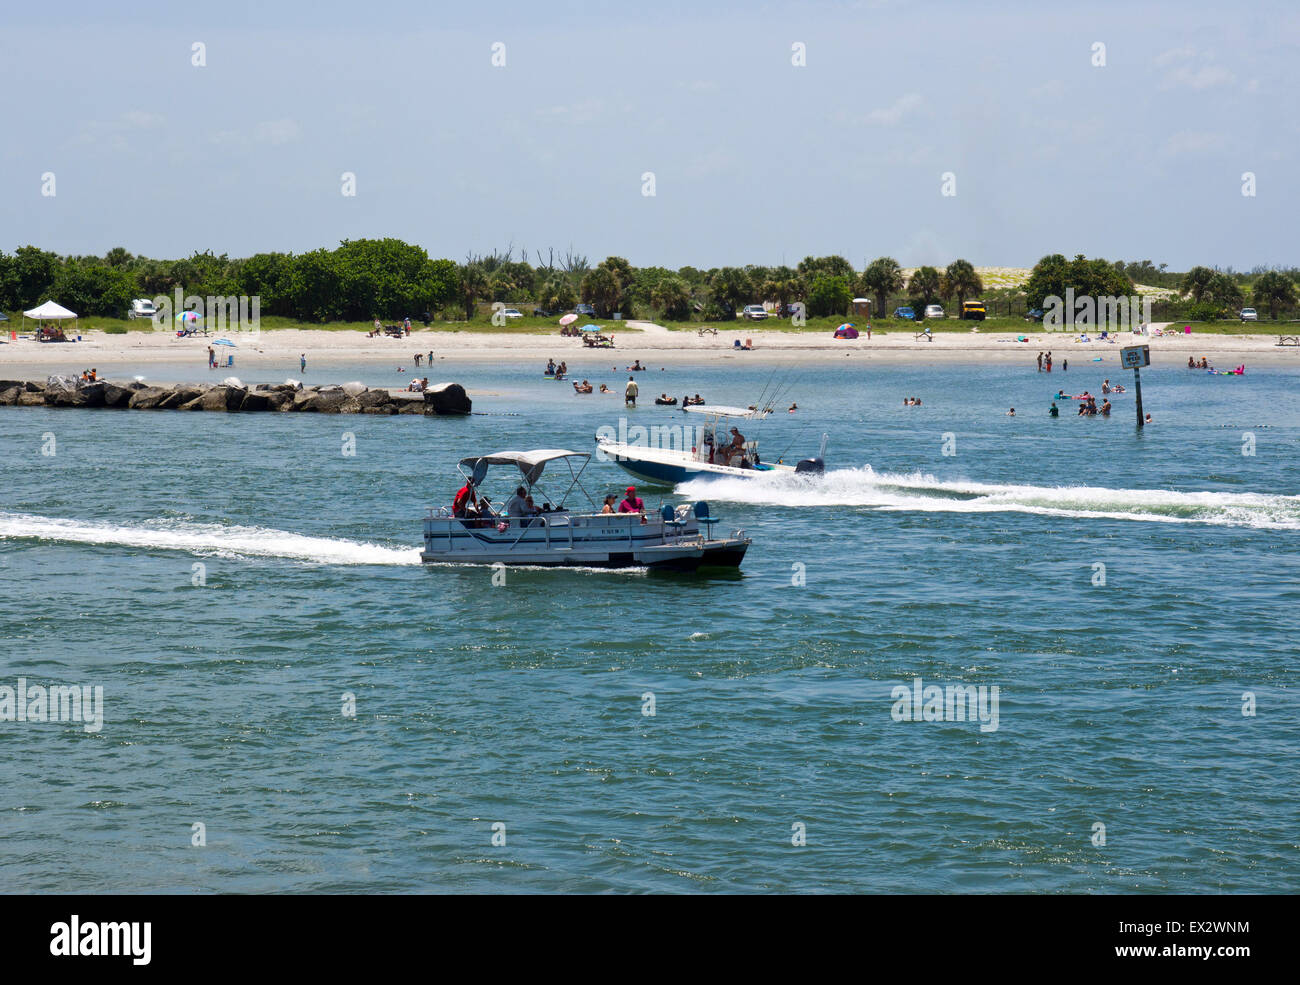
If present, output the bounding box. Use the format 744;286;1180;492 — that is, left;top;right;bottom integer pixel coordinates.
677;467;1300;530
0;512;422;565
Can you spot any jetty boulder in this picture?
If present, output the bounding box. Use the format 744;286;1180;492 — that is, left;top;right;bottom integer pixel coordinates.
0;386;21;406
157;385;205;410
424;382;472;415
101;382;134;407
129;386;173;409
17;391;47;406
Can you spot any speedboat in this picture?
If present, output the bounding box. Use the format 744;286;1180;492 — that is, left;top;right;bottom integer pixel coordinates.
596;404;826;487
421;449;751;570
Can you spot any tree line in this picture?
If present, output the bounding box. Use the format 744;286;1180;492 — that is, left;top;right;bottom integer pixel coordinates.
1;242;1296;322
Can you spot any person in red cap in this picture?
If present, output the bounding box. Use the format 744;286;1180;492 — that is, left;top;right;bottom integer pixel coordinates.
618;486;644;513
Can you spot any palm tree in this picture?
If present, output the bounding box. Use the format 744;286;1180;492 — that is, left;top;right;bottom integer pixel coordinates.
943;259;983;311
459;263;489;320
908;267;943;313
580;267;620;317
1180;266;1215;302
1250;271;1297;319
860;257;905;320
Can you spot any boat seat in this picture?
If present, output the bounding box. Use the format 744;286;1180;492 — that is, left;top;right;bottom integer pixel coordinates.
693;500;719;533
661;504;687;531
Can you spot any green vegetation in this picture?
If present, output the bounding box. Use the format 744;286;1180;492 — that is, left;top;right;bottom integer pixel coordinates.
3;242;1298;330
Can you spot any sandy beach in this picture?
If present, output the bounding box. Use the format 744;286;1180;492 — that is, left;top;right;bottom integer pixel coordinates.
2;321;1297;375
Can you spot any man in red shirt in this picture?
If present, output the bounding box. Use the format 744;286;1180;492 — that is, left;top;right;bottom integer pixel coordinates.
618;486;643;513
453;480;476;518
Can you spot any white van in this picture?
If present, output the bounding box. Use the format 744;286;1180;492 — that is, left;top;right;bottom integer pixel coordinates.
128;298;157;321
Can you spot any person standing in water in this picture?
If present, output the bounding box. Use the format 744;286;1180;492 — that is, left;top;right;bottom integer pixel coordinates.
1037;351;1043;372
300;353;306;373
625;375;638;406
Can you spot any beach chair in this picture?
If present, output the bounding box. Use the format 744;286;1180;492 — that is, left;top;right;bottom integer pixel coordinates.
913;328;932;342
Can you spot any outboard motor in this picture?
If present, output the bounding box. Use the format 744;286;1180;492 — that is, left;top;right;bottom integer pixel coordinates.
795;457;824;475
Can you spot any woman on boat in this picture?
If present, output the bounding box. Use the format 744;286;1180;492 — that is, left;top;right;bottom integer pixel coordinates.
601;494;616;514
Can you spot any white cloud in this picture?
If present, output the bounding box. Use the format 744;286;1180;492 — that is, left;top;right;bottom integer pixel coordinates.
1155;47;1235;90
866;92;923;126
1162;130;1228;156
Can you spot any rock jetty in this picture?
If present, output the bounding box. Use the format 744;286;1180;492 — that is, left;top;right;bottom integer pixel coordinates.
0;376;472;415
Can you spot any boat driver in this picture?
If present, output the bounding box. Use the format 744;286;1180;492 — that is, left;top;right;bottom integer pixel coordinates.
453;479;476;518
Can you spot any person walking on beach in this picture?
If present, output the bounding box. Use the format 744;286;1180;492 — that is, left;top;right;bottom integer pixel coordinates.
300;353;306;373
625;375;638;407
1037;351;1043;372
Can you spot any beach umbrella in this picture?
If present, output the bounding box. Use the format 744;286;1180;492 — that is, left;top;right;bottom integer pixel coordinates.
559;313;578;325
213;338;237;347
836;323;854;332
580;324;602;332
177;310;202;323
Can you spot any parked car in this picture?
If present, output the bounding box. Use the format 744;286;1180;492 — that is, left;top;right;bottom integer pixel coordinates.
1025;308;1045;322
533;308;554;318
127;298;157;321
1240;307;1258;322
893;306;916;320
498;308;524;319
741;304;768;320
777;302;805;319
961;300;986;321
573;303;597;318
924;304;945;320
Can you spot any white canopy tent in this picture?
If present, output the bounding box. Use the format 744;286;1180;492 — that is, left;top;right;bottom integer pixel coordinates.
22;300;79;338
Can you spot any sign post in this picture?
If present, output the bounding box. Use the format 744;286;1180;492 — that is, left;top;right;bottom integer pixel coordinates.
1120;345;1150;427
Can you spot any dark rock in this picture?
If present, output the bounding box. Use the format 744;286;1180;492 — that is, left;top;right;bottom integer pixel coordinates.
424;382;472;415
157;385;204;409
129;386;173;409
354;389;391;409
0;380;24;392
101;382;134;407
240;391;272;412
17;391;46;406
0;387;21;406
25;382;46;393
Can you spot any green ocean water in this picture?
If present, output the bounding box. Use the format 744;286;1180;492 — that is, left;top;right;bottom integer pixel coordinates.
1;355;1297;892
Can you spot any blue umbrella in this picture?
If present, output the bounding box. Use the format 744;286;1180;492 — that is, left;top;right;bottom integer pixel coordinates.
580;324;602;332
177;310;202;323
213;338;237;347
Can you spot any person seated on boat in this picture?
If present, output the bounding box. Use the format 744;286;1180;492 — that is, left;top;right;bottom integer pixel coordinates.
618;486;644;513
601;494;616;514
475;495;497;526
506;486;529;518
453;479;476;518
545;358;556;375
723;427;746;464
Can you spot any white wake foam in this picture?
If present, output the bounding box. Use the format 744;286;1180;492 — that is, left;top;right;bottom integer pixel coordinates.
678;467;1300;530
0;512;421;565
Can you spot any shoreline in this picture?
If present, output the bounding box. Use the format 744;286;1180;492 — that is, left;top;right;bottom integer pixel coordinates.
3;323;1298;372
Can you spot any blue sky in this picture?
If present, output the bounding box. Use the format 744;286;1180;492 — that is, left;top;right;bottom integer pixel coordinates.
2;0;1293;270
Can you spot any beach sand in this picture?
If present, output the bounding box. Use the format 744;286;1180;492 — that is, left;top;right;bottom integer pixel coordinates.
2;321;1296;375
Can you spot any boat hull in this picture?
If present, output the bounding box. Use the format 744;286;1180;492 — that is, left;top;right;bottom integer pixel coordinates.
598;441;800;487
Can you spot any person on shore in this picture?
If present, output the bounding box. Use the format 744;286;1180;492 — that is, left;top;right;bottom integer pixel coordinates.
403;317;411;335
625;376;638;406
207;345;215;369
1049;402;1059;417
300;353;306;373
372;318;382;337
601;494;617;514
1037;351;1043;372
618;486;644;513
